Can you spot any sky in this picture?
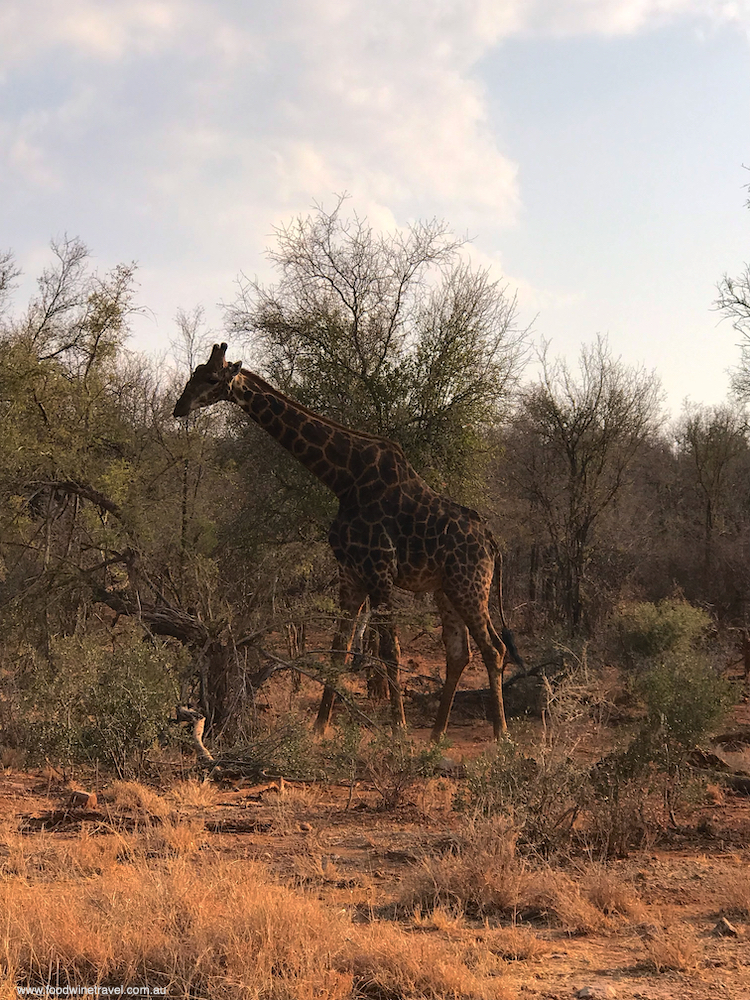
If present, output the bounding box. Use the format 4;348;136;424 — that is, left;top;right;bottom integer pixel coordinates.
2;0;749;414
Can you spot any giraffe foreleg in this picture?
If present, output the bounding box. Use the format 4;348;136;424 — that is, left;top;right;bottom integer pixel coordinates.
314;575;366;734
371;603;406;731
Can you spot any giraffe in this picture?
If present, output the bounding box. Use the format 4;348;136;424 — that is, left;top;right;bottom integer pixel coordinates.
173;343;524;739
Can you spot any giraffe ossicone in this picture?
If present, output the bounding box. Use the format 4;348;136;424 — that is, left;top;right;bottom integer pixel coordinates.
173;342;524;739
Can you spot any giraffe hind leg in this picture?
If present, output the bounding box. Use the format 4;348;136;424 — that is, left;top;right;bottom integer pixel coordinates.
442;584;508;739
370;603;406;730
431;590;471;741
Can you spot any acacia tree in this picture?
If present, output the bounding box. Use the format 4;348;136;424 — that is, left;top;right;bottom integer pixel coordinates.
0;241;273;743
506;338;662;630
228;198;526;503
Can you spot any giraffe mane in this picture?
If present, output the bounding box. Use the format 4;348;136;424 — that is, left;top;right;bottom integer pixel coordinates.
235;368;410;460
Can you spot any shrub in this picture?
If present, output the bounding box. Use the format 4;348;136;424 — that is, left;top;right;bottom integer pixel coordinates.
638;654;734;752
586;651;734;855
456;639;734;859
361;730;445;810
456;736;586;855
15;627;179;776
215;718;321;781
323;722;444;810
612;599;711;667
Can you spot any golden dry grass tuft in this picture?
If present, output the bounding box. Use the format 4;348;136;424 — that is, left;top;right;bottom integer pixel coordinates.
519;871;606;933
166;777;219;810
401;821;612;933
581;868;648;921
401;819;521;918
103;780;171;818
1;858;349;995
641;926;701;973
265;782;325;834
139;816;208;857
412;903;467;934
0;824;124;881
480;925;552;963
347;921;515;1000
410;906;550;963
713;867;750;920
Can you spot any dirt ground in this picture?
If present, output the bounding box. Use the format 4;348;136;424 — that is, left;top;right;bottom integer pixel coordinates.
3;639;750;1000
3;719;750;1000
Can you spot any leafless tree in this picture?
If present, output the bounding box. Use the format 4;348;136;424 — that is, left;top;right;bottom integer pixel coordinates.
675;401;749;597
508;337;663;630
227;196;527;496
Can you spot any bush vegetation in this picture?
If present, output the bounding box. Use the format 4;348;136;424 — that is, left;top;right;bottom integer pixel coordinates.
0;215;744;861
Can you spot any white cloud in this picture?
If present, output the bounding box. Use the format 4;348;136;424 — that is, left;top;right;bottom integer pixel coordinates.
512;0;750;36
9;134;61;191
4;0;746;224
1;0;748;361
0;1;181;63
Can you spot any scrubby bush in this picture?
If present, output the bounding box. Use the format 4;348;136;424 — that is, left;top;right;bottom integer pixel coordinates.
638;654;734;751
612;599;711;667
322;722;444;810
456;737;585;855
456;655;596;855
214;718;321;781
588;649;734;855
457;636;735;859
11;627;180;776
356;730;444;810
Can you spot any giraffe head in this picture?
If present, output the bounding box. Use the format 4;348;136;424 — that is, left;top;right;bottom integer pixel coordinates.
173;342;242;418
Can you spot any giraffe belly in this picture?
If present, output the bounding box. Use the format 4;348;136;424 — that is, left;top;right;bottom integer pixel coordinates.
392;532;443;592
394;562;442;593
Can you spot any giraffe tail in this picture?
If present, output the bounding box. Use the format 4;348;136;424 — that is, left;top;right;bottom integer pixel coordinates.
495;553;525;670
501;626;525;670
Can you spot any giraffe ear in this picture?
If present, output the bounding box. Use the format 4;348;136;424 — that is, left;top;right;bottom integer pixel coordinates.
227;360;242;378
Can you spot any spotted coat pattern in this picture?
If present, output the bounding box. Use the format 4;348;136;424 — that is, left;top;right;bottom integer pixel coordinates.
173;343;523;738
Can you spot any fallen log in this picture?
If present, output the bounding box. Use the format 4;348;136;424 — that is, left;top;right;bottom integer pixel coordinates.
688;746;750;795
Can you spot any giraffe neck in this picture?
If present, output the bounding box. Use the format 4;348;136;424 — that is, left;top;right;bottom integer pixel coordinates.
228;370;413;500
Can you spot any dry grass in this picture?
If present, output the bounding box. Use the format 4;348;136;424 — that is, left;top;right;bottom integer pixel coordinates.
139;816;208;857
0;826;517;999
401;821;626;933
291;845;343;885
641;926;701;973
103;780;172;818
712;867;750;920
411;908;551;964
167;777;219;810
347;921;515;1000
0;825;124;881
0;813;207;880
1;858;350;995
401;819;521;918
479;926;552;963
580;868;648;921
520;870;606;933
267;781;325;829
